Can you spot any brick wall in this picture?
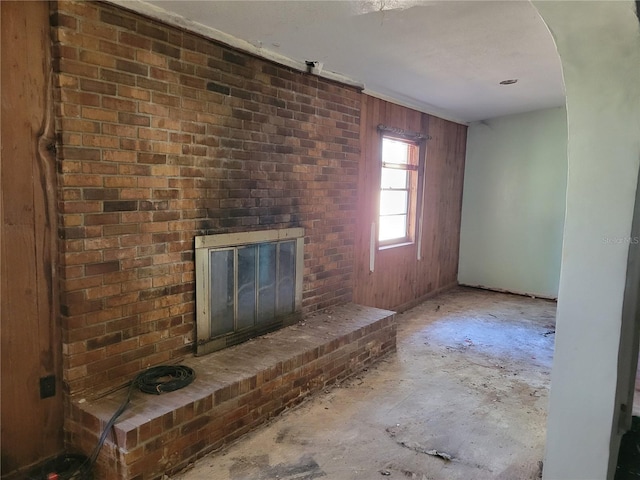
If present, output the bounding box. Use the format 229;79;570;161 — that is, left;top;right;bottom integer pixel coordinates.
51;0;361;396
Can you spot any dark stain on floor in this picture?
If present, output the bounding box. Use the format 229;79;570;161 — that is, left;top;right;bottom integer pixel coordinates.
229;454;325;480
229;454;270;479
275;427;290;443
615;416;640;480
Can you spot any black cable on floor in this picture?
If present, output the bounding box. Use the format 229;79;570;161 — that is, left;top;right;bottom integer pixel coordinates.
30;365;196;480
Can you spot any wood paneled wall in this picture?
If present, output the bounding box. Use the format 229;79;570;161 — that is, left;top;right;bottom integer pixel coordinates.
1;0;64;473
353;96;467;311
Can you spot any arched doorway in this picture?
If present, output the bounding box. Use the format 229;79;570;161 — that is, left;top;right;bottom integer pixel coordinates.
532;2;640;478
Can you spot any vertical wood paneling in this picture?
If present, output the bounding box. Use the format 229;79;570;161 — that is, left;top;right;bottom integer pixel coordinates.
354;96;467;311
1;1;64;473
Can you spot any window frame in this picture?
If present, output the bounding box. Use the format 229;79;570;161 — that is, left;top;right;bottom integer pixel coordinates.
378;134;424;249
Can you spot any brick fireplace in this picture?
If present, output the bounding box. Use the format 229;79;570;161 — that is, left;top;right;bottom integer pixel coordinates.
51;2;395;477
53;0;361;398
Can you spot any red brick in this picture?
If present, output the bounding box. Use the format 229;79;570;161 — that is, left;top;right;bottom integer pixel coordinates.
85;261;120;276
80;78;117;95
103;97;137;113
55;59;99;78
118;112;150;126
54;0;362;399
79;50;116;68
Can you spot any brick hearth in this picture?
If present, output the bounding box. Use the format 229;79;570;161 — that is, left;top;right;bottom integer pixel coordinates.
68;304;395;479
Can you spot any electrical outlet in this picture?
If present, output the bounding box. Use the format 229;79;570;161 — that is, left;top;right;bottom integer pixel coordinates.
40;375;56;399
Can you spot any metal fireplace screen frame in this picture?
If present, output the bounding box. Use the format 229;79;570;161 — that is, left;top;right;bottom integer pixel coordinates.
194;228;304;355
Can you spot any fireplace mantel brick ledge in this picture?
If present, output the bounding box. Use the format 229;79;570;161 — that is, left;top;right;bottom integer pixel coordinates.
68;303;396;479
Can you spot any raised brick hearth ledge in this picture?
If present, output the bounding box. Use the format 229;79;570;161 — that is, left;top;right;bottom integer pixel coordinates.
69;304;396;479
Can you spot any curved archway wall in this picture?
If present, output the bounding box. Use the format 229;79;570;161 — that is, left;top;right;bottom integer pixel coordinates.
533;2;640;479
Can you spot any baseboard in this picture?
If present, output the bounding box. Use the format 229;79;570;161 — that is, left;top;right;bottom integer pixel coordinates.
458;283;557;301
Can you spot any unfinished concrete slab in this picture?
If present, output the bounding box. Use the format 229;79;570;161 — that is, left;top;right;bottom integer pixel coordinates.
174;287;556;480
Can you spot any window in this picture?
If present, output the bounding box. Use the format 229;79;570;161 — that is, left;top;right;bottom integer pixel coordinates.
379;136;420;246
195;228;304;355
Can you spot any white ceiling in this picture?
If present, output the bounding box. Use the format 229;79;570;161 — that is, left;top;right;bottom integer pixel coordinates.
120;0;565;123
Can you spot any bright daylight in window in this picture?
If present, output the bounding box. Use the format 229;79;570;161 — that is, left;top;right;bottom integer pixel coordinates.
379;136;419;245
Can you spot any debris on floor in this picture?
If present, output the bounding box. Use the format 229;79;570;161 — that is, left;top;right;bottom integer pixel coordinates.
425;450;453;461
401;468;429;479
174;287;556;480
397;440;453;462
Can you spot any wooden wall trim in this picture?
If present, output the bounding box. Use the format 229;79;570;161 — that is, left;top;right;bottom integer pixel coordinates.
1;0;64;473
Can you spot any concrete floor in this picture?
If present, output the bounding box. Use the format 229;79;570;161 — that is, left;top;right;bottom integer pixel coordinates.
174;287;556;480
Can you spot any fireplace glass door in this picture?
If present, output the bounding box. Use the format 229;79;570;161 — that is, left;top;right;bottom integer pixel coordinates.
195;228;303;355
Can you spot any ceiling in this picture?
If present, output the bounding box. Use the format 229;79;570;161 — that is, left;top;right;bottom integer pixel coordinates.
118;0;565;123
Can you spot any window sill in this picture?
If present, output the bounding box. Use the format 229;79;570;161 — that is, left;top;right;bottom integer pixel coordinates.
378;241;414;251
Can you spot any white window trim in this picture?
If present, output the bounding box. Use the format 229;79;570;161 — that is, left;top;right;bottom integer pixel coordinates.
378;136;421;248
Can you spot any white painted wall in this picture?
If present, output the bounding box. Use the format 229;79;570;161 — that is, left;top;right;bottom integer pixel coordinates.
533;1;640;479
458;107;567;298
